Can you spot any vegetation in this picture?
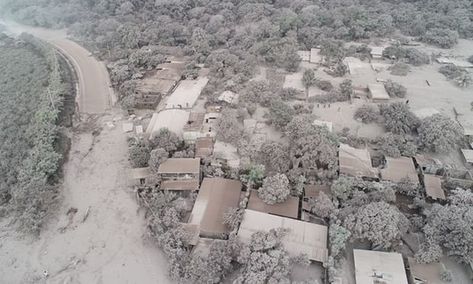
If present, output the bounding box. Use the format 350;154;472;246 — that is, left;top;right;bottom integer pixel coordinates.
258;174;290;205
0;34;69;234
418;114;464;153
439;64;472;87
354;104;379;124
384;80;407;98
380;103;420;135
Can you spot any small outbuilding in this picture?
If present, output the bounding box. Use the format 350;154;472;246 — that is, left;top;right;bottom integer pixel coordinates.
370;46;385;59
368;83;390;102
423;174;445;201
238;209;328;264
381;156;419;185
247;190;299;219
353;249;409;284
189;178;242;238
130;167;151;185
218;91;239;105
195;137;214;158
339;143;379;179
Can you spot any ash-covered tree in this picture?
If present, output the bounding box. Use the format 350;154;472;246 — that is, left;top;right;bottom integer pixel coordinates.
379;102;419;135
344;201;409;249
148;148;168;173
268;99;295;130
420;28;459;49
329;223;351;259
150;128;182;153
302;68;316;99
215;108;243;144
331;176;355;201
339;79;354;101
258;174;290;205
235;228;302;284
308;191;338;219
240;81;273;107
420;188;473;264
439;64;472;88
257;141;290;174
285;115;339;178
384;80;407;98
418;114;463;153
354;104;379;123
128;137;151;168
376;132;417;158
223;207;244;230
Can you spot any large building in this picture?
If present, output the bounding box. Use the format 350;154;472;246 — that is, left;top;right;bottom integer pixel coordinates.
238;209;328;264
188;178;242;238
353;249;409;284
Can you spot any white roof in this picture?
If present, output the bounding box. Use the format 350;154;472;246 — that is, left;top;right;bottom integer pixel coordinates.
165;77;209;109
310;48;322;64
461;149;473;163
218;91;239;104
238;209;328;264
297;50;311;62
146;109;190;137
313;120;333;132
354;249;408;284
368;83;390;101
436;57;473;68
413;108;440;119
370;46;385;56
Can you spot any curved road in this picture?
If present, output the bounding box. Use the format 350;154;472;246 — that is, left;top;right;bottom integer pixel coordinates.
2;20;115;114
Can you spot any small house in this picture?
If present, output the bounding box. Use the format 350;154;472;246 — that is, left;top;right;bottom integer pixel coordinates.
381;156;419;185
130;167;151;185
368;83;390;103
370;46;385;59
423;174;446;201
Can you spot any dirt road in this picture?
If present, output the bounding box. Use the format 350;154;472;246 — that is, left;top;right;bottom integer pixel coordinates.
0;21;171;283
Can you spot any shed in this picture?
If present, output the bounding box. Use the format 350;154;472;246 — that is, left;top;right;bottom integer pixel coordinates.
310;48;322;64
129;167;151;185
297;50;311;62
423;175;445;200
368;83;390;102
339;143;379;179
146;109;190;137
161;179;200;191
381;157;419;185
238;209;328;264
165;77;209;109
370;46;385;59
407;258;445;284
313;120;333;132
218;91;239;104
189;178;242;238
195;137;214;158
461;149;473;164
353;249;409;284
247;190;299;219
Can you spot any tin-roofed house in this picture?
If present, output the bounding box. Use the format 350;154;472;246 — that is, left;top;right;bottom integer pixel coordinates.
381;156;419;186
157;158;201;182
368;83;390;103
247;190;299;219
339;143;379;180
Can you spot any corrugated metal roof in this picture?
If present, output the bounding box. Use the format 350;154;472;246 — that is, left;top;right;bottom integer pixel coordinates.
157;158;200;174
381;156;419;185
339;143;379;179
423;175;445;200
304;184;331;199
247;190;299;219
161;179;200;191
368;83;390;100
189;178;242;237
238;209;328;264
129;167;151;180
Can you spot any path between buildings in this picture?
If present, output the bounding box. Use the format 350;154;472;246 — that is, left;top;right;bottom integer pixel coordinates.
0;20;172;283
